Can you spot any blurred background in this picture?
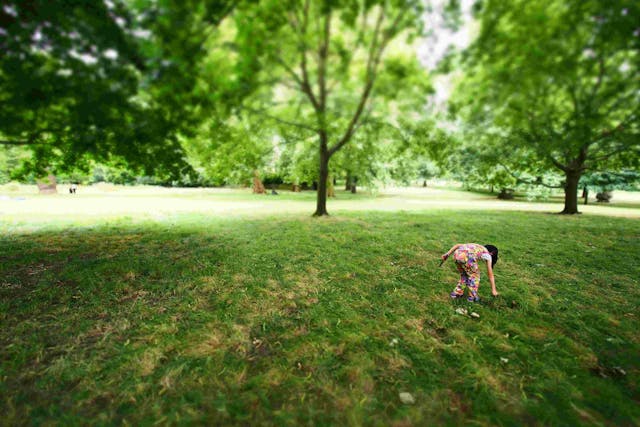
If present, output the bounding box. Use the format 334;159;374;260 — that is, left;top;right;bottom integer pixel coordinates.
1;0;638;213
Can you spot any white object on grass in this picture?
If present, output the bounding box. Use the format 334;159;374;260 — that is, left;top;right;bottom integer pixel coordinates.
399;392;415;405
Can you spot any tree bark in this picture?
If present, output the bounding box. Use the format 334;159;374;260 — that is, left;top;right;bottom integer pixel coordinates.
312;11;331;216
327;173;336;197
314;134;330;216
561;170;582;214
37;174;58;194
582;186;588;205
252;170;266;194
345;172;351;191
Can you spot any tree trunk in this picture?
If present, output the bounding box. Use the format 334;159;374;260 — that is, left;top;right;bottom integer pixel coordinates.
561;170;581;214
37;174;58;194
252;170;266;194
423;180;427;187
582;186;588;205
314;135;330;216
327;173;335;197
345;172;351;191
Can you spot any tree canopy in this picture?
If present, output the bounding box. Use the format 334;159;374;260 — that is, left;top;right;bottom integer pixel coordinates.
451;0;640;213
212;0;429;215
1;0;638;215
0;0;235;178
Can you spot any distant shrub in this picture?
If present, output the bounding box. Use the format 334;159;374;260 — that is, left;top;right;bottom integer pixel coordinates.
135;176;157;185
498;188;514;200
525;187;552;202
262;173;284;186
4;182;21;192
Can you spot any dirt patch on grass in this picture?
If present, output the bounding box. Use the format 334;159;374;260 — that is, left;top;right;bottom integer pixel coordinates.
186;329;226;357
138;348;165;376
447;389;471;414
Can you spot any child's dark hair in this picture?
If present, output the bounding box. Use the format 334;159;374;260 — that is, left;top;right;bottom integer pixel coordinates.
484;244;499;267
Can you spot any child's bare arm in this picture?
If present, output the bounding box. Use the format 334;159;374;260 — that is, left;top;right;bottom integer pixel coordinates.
441;244;462;260
486;262;498;296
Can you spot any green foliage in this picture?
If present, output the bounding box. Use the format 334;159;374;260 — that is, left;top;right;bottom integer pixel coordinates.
274;131;319;185
130;0;237;124
442;0;463;30
183;115;273;186
261;173;284;186
0;2;135;164
0;0;238;178
0;146;31;183
581;170;640;193
524;186;553;202
452;0;640;211
375;54;434;100
209;0;430;213
0;0;440;193
326;117;442;189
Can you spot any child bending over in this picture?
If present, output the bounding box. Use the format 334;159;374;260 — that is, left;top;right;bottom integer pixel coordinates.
441;243;499;302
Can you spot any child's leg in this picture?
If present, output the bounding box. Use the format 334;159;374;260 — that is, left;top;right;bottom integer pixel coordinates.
451;278;466;297
450;264;467;297
465;272;480;301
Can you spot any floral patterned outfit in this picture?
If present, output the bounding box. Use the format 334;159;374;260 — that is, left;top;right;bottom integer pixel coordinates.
450;244;492;301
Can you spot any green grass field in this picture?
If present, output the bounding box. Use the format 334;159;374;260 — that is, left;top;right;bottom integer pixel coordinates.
1;186;639;425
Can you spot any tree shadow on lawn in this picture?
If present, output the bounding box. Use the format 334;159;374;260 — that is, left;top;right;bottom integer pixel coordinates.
1;212;639;425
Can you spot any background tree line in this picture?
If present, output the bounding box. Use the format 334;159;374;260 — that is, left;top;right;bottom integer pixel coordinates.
1;0;638;213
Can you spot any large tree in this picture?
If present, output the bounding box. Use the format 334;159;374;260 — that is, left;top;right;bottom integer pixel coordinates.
0;0;235;177
1;1;143;169
271;51;433;193
226;0;425;215
452;0;640;213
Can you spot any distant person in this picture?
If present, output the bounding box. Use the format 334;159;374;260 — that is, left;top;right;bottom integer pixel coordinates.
441;243;499;301
69;183;78;194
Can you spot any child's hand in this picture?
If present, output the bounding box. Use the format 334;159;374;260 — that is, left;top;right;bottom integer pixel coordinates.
492;290;499;297
441;253;449;261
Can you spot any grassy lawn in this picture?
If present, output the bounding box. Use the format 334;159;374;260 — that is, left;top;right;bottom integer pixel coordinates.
1;187;639;425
